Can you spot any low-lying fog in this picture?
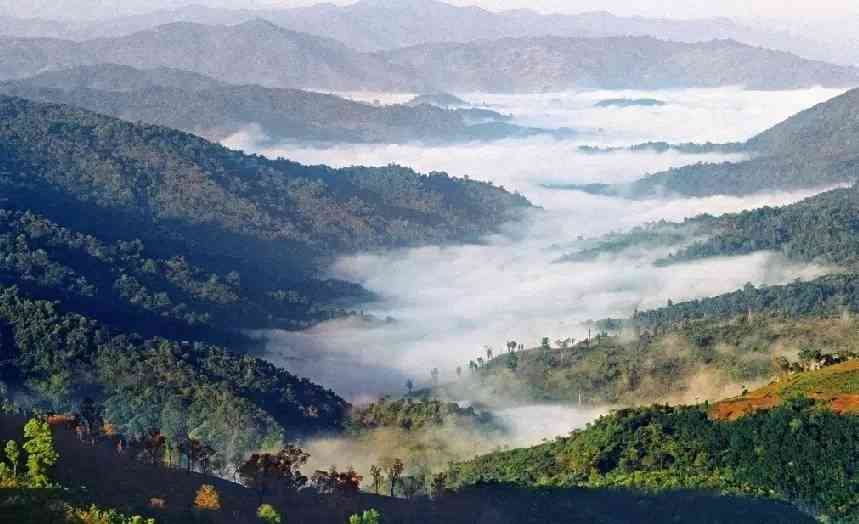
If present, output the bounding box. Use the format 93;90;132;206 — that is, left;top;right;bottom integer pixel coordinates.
230;87;841;448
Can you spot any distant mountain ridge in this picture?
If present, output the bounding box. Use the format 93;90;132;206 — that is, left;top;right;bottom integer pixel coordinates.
380;36;859;92
1;65;563;144
2;26;857;93
0;19;429;91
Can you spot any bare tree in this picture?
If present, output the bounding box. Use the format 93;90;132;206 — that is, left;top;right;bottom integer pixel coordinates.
369;465;384;494
380;457;405;497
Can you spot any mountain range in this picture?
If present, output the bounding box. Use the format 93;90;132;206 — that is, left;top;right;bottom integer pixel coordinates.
2;17;859;92
0;19;427;91
1;0;856;68
380;36;859;92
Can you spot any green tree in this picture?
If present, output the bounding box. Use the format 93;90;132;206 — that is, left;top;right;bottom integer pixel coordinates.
22;418;59;487
348;509;381;524
4;440;20;479
257;504;282;524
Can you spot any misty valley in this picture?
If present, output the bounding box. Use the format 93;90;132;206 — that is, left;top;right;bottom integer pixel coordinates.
1;2;859;524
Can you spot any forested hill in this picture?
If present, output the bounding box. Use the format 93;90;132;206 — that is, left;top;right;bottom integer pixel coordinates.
0;96;530;337
747;87;859;157
664;184;859;267
449;400;858;522
569;88;859;197
0;96;530;253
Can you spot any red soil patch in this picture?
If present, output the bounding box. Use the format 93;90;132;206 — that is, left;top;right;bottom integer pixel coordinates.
710;391;859;421
829;394;859;415
709;395;781;421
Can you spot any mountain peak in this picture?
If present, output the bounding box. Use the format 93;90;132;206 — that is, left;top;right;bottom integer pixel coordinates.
234;17;280;31
353;0;453;10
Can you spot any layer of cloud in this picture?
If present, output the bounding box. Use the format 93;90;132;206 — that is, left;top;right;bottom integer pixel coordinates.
241;89;840;407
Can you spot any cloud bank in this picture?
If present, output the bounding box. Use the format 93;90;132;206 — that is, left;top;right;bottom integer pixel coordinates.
234;88;840;444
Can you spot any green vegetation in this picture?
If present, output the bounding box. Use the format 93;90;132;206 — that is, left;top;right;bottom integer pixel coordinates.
347;398;493;433
636;275;859;326
348;509;381;524
257;504;282;524
0;412;818;523
574;141;745;156
665;184;859;267
0;286;348;468
22;418;58;487
450;399;859;522
0;96;534;477
0;207;351;340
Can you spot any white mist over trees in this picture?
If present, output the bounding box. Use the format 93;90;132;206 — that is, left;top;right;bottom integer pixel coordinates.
240;88;838;406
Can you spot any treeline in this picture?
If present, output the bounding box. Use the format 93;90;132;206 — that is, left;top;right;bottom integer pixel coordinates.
449;400;859;522
347;398;493;433
636;275;859;327
618;156;855;197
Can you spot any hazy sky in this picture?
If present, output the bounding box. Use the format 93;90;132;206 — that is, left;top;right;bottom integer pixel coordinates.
4;0;857;20
452;0;857;19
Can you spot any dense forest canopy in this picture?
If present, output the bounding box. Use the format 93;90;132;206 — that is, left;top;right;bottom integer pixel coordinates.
664;184;859;267
449;400;859;522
